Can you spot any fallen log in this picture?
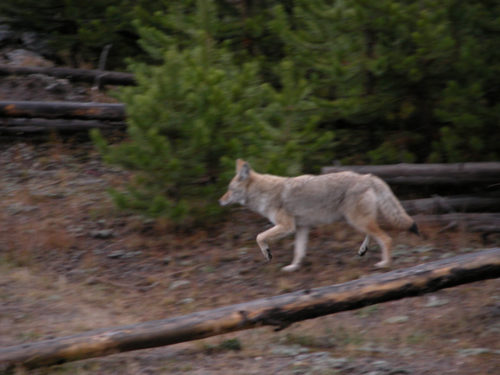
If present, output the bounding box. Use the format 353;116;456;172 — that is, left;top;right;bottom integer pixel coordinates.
401;196;500;215
414;213;500;236
0;101;125;121
322;163;500;185
1;248;499;371
0;118;126;134
0;65;136;86
415;213;500;226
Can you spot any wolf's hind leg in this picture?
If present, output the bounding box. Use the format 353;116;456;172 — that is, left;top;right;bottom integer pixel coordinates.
350;220;392;268
358;235;370;256
366;224;392;268
282;226;309;272
345;190;392;268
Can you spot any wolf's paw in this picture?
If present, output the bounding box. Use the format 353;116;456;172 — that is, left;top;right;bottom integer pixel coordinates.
265;249;273;262
259;245;272;262
282;264;299;272
374;260;391;268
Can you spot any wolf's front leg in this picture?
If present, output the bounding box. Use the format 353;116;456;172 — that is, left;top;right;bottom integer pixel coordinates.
282;226;309;272
358;235;370;256
256;222;294;262
256;232;273;261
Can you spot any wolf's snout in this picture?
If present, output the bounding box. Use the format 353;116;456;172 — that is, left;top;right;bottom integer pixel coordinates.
219;191;231;206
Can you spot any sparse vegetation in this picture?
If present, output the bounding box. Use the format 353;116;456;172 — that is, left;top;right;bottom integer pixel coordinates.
200;338;243;354
0;143;498;374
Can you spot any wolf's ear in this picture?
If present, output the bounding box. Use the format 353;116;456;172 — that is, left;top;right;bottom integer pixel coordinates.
236;159;246;170
236;159;250;181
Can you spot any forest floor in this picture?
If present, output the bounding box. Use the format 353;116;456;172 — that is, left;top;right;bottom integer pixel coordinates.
0;73;499;375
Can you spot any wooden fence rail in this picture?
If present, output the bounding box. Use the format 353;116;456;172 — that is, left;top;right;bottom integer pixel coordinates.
0;101;125;121
0;65;136;86
1;248;499;371
402;196;500;215
322;163;500;186
0;118;126;134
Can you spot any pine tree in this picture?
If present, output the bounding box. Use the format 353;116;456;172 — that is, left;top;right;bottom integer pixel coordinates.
93;0;334;223
272;0;500;163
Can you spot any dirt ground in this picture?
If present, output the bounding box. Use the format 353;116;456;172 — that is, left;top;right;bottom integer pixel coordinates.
0;141;499;375
0;69;498;374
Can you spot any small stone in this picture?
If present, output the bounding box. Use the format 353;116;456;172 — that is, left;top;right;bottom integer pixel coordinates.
7;203;39;215
414;245;434;253
323;357;348;369
85;276;98;285
371;360;391;371
68;226;85;236
458;348;500;356
440;252;454;259
45;79;70;94
108;250;125;259
90;229;114;239
424;296;449;307
295;353;310;361
169;280;191;290
6;48;53;67
385;315;409;324
122;251;142;259
271;345;309;356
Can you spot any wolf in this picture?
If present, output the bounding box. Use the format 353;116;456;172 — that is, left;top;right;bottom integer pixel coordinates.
219;159;419;272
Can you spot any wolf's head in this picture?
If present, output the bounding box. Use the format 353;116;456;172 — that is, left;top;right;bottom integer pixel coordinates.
219;159;251;206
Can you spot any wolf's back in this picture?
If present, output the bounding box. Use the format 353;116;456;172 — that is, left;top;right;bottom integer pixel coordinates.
369;175;414;230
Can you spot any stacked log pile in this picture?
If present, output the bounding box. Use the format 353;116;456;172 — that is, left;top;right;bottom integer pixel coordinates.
0;65;136;86
0;65;131;136
0;100;126;135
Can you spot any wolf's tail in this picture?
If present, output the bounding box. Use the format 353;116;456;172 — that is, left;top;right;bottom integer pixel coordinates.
370;175;419;234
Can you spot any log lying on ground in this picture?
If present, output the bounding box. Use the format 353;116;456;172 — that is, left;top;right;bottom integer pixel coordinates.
414;213;500;234
0;65;136;86
322;163;500;185
0;118;126;134
0;101;125;121
415;213;500;226
1;248;499;371
401;196;500;215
